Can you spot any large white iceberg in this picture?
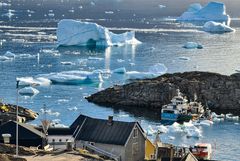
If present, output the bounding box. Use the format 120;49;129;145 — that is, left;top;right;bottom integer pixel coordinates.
203;21;235;33
57;19;141;47
177;2;230;22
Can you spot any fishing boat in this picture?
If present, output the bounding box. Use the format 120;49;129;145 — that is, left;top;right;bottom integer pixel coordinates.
191;143;212;160
161;90;204;122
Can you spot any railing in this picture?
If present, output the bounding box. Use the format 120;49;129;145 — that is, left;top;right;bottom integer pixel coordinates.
84;143;120;161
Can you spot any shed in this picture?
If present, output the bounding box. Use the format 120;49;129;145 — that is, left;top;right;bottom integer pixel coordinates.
0;121;45;148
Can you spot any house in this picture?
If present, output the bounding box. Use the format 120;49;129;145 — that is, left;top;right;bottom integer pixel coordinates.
36;127;74;150
72;115;146;161
145;138;156;160
0;121;45;148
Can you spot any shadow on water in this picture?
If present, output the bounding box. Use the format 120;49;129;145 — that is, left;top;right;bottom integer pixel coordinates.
57;45;107;53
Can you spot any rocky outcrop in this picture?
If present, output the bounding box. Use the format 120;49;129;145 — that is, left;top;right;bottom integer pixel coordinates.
86;71;240;114
0;154;27;161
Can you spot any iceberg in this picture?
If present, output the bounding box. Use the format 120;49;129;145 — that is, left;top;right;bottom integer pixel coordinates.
4;51;16;58
18;87;39;96
113;67;127;74
39;70;103;85
203;21;235;33
183;42;203;49
17;77;51;87
57;19;141;47
148;63;167;74
177;2;230;22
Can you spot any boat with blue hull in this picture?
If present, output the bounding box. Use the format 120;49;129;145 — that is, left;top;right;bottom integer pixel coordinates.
161;90;204;122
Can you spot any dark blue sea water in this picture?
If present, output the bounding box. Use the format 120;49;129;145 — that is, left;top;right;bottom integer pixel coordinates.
0;0;240;160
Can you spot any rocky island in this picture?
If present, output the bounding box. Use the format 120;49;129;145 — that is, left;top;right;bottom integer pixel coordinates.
86;71;240;114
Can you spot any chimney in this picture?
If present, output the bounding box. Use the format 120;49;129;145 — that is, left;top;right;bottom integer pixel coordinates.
107;116;113;126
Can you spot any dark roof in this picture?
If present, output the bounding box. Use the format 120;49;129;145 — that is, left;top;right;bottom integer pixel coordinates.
74;115;144;145
0;121;45;140
35;127;74;135
70;114;87;129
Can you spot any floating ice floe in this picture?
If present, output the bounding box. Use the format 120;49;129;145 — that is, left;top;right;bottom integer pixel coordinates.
203;21;235;33
113;67;126;74
158;5;166;9
178;57;190;61
182;122;202;138
105;11;114;14
126;71;156;80
211;112;225;122
168;136;175;140
88;57;104;61
57;19;141;47
0;2;11;6
157;125;168;133
183;42;203;49
168;122;184;133
225;113;239;121
18;54;38;58
40;109;60;117
67;106;78;111
177;2;230;22
60;61;75;65
147;125;157;136
17;77;51;87
199;120;213;126
0;56;12;61
4;51;16;58
38;70;103;85
18;87;39;96
2;9;15;18
148;63;167;75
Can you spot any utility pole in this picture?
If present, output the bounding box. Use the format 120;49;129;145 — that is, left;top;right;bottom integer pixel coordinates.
16;80;19;157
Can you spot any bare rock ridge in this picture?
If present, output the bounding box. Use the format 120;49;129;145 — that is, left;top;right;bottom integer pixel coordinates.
86;71;240;114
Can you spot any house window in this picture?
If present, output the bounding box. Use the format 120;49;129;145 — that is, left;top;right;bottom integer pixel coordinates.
133;128;138;138
132;142;139;155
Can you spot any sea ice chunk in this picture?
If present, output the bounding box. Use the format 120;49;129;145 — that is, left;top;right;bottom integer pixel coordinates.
18;87;39;96
113;67;126;74
39;70;102;85
157;125;168;133
177;2;230;22
0;56;12;61
57;19;141;47
4;51;16;58
17;77;51;87
183;42;203;49
203;21;235;33
148;63;167;74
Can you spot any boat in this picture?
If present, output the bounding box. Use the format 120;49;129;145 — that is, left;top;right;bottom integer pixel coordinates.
0;102;38;124
191;143;212;160
161;90;204;122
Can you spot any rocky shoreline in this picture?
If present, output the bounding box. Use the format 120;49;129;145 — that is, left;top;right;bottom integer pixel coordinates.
86;71;240;115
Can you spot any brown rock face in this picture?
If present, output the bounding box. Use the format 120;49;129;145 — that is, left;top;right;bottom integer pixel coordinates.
86;71;240;114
